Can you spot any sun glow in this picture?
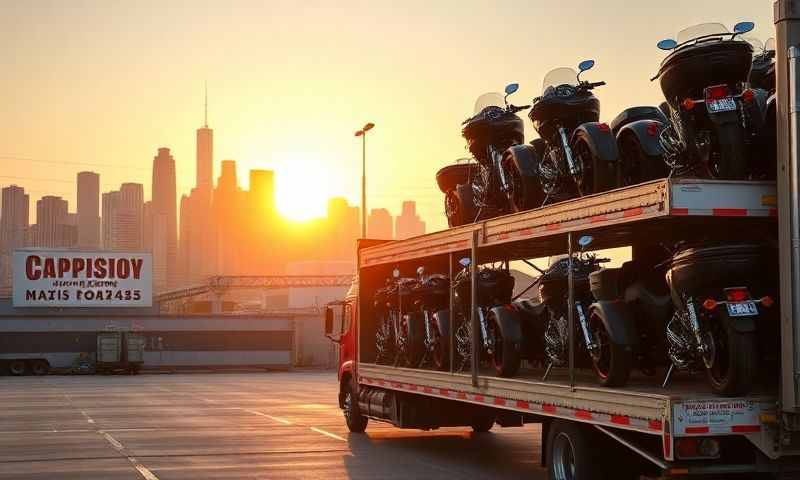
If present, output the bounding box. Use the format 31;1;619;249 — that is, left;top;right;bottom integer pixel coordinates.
275;165;331;222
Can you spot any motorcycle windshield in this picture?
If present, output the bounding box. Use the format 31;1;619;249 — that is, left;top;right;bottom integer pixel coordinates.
765;37;776;52
473;92;505;115
676;23;729;44
541;67;578;94
743;36;763;52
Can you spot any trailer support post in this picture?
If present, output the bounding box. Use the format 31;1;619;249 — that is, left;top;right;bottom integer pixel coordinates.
471;229;479;387
449;253;455;374
568;232;575;390
775;0;800;414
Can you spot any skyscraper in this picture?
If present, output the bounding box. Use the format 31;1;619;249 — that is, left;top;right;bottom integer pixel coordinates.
0;185;29;285
76;171;100;249
326;197;359;260
103;183;144;251
213;160;244;274
395;201;425;240
101;190;120;249
151;147;178;289
249;170;275;216
33;196;74;248
196;85;213;194
367;208;393;239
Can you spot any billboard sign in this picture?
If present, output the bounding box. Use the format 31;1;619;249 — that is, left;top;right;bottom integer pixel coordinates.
12;250;153;307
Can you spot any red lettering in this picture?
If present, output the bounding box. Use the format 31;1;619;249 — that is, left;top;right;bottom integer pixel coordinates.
117;259;130;279
131;259;143;279
86;258;93;278
72;258;85;278
43;258;56;278
95;258;107;278
108;258;116;279
26;255;42;280
57;258;70;277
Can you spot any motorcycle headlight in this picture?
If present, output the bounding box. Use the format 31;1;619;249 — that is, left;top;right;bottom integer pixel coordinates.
556;85;576;97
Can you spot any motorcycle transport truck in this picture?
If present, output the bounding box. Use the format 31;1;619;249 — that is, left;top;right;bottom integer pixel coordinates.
322;8;800;478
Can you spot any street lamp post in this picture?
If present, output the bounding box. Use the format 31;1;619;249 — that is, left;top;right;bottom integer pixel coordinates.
355;122;374;239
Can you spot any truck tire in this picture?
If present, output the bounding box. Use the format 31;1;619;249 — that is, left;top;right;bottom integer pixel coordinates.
546;420;603;480
343;378;368;433
470;414;494;433
9;360;26;376
31;360;50;376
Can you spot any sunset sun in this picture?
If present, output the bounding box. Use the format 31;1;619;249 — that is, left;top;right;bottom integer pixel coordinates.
274;166;331;222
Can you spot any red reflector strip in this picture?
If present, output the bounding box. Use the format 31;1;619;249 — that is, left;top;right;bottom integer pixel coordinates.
590;214;608;223
422;386;432;393
649;420;663;431
497;233;510;240
519;228;534;236
546;223;560;231
575;410;592;420
685;426;710;434
493;397;506;406
623;207;644;217
732;425;761;433
671;208;689;216
474;395;484;402
439;388;450;396
611;415;631;426
457;391;467;400
712;208;747;217
516;400;530;409
542;404;557;414
408;384;417;391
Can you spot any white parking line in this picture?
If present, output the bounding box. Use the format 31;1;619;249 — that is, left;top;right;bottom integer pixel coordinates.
310;427;346;441
81;410;95;424
243;409;292;425
99;431;161;480
132;460;160;480
103;432;124;451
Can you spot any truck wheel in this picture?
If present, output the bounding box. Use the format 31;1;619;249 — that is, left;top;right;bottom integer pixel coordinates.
9;360;26;376
31;360;50;376
546;421;602;480
470;414;494;433
343;378;368;433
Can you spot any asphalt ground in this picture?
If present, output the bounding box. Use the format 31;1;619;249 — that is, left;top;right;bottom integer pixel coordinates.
0;371;545;479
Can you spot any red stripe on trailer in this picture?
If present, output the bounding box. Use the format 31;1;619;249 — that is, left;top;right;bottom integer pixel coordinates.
439;388;450;396
474;395;485;402
542;404;557;414
409;384;417;391
624;207;644;217
575;410;592;420
497;233;510;240
423;386;432;394
516;400;530;409
671;208;689;216
546;223;560;231
649;420;663;431
685;426;710;434
611;415;631;426
519;228;534;236
712;208;747;217
591;214;608;223
493;397;506;406
457;391;467;400
732;425;761;433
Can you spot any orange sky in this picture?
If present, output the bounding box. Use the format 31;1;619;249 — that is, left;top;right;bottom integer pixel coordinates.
1;0;774;230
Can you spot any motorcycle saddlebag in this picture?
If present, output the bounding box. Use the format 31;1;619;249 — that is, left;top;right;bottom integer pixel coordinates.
435;162;477;193
658;41;753;104
589;268;622;301
668;244;770;296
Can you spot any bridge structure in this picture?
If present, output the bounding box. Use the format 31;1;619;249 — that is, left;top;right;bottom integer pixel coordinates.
156;275;354;313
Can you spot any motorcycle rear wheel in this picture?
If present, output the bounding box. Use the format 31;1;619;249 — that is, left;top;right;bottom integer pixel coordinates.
618;132;667;186
588;312;632;387
445;184;478;227
705;311;757;396
488;310;521;378
502;149;543;212
430;324;449;371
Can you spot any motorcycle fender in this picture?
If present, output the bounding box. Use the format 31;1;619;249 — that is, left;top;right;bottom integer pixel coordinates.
572;122;620;162
488;305;523;345
616;120;665;157
504;144;540;178
432;309;451;340
720;310;757;333
588;301;639;346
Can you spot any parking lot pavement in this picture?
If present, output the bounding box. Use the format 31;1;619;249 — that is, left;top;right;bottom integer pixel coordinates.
0;371;546;479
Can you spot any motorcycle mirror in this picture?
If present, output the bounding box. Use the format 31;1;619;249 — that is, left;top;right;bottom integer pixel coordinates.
733;21;755;36
657;38;678;51
578;60;595;72
392;268;400;278
459;258;471;268
504;83;519;96
578;235;594;250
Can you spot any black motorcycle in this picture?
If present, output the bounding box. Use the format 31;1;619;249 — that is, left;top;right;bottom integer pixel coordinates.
648;21;769;180
373;271;424;367
446;84;539;227
409;267;452;370
516;60;619;205
535;237;627;384
748;37;775;93
452;259;522;377
664;243;775;396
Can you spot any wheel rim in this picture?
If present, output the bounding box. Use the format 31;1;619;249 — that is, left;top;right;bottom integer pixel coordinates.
344;390;354;425
590;317;611;380
445;191;460;226
10;361;24;375
705;325;730;382
552;432;577;480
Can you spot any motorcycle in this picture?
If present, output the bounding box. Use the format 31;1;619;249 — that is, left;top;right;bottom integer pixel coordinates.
408;267;452;370
521;60;619;205
648;21;769;180
452;258;522;377
372;270;424;367
748;37;776;93
436;158;478;229
535;236;625;384
446;83;539;227
663;243;775;396
746;36;778;180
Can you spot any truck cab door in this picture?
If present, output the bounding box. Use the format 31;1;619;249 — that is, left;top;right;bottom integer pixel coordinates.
338;302;356;369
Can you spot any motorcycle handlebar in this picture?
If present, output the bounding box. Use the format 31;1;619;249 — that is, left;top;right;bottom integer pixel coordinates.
587;81;606;89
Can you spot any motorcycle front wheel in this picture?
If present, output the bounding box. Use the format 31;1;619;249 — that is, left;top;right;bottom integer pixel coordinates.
488;310;521;378
704;311;757;396
502;148;544;212
572;131;615;196
588;311;632;387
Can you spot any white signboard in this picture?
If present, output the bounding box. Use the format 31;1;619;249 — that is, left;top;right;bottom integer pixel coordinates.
12;250;153;307
672;399;760;436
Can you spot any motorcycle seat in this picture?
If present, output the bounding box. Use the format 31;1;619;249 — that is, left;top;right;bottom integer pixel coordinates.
609;106;667;135
513;299;548;319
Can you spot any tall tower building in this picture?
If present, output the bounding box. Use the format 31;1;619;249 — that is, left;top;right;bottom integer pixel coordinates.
0;185;29;285
213;160;244;275
76;171;100;249
101;190;121;249
151;147;178;290
34;196;72;248
367;208;393;240
249;169;275;215
395;200;426;240
196;85;213;194
103;183;144;251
